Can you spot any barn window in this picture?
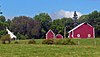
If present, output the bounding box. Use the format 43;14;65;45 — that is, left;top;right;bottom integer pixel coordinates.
88;34;91;38
77;34;80;38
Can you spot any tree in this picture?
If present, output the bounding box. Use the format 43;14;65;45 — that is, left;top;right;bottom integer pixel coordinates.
6;19;11;25
0;29;7;37
0;15;6;22
94;17;100;37
50;18;73;37
10;16;41;39
31;20;41;38
0;16;8;37
78;15;89;23
34;13;52;38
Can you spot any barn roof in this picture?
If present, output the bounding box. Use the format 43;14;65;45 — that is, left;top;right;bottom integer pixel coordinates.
46;29;55;35
56;34;63;38
68;22;93;33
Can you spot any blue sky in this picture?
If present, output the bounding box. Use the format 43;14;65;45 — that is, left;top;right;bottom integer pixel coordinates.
0;0;100;19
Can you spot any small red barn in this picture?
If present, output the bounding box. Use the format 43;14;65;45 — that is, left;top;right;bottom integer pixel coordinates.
46;30;55;39
68;22;95;38
56;34;63;39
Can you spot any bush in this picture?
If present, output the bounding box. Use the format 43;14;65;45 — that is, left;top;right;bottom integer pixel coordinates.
42;39;54;44
28;39;36;44
62;40;68;45
62;39;77;45
14;41;19;44
54;39;63;45
17;33;29;40
42;39;77;45
1;34;11;44
42;39;47;44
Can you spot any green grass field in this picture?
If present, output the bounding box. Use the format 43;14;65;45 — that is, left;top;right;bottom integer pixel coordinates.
0;38;100;57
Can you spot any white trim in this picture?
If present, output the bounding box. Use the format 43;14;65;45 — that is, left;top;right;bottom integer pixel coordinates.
68;33;70;38
87;23;95;38
68;22;85;33
46;29;55;39
87;23;93;28
72;31;74;38
68;35;69;38
68;22;94;33
93;27;95;38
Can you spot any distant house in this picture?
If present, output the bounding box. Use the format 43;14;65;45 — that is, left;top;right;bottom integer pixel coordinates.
56;34;63;39
6;28;17;39
68;22;95;38
46;30;55;39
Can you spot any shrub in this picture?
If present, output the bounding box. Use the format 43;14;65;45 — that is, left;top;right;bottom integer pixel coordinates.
62;39;77;45
14;41;19;44
54;39;63;45
62;40;68;45
42;39;77;45
1;34;11;44
42;39;47;44
28;39;36;44
17;33;29;40
42;39;54;44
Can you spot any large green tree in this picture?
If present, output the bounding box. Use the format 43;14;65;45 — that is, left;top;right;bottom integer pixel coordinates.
0;16;8;37
34;13;52;38
50;18;73;37
10;16;41;39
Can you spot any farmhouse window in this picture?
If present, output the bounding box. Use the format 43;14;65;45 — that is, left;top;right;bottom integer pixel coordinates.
77;34;80;38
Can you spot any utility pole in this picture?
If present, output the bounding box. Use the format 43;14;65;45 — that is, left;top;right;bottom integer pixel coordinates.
64;27;66;38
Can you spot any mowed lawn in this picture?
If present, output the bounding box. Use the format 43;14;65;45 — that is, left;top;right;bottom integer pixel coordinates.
0;38;100;57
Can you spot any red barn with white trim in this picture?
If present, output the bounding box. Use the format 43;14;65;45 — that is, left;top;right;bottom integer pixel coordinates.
46;30;55;39
68;22;95;38
56;34;63;39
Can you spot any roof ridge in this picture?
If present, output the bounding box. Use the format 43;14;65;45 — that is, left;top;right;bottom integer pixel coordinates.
68;22;85;33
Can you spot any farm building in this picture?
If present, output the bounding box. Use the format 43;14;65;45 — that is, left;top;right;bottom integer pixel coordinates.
56;34;63;39
68;22;95;38
46;29;55;39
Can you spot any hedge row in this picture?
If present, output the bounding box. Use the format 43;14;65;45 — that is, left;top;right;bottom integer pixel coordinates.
42;39;78;45
0;34;77;45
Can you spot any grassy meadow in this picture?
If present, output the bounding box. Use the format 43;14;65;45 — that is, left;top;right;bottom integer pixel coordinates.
0;38;100;57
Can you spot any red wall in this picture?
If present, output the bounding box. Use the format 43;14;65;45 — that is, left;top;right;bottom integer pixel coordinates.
73;24;94;38
46;31;55;39
56;34;63;39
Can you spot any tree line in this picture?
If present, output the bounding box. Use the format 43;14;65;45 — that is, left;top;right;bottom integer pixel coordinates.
0;10;100;39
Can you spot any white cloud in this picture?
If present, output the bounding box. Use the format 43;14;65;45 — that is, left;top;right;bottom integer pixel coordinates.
5;16;14;20
50;10;83;20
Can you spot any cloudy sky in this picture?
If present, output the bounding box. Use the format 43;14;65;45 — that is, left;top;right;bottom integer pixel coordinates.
0;0;100;19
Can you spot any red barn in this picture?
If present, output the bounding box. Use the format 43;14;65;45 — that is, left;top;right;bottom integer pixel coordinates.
68;22;95;38
46;30;55;39
56;34;63;39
